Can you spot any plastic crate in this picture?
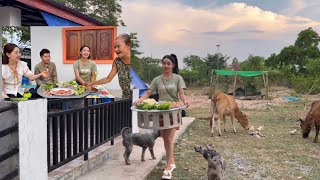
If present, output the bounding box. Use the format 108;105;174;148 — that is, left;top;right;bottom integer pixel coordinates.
131;107;185;130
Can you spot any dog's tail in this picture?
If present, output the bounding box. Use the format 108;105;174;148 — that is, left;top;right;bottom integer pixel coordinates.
121;127;132;139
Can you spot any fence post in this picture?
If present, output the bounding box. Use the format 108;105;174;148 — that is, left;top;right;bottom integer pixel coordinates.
0;27;2;98
132;89;139;133
84;99;89;161
18;99;48;180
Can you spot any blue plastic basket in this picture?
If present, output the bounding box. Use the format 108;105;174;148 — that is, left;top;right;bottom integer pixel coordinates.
102;98;112;103
22;76;29;85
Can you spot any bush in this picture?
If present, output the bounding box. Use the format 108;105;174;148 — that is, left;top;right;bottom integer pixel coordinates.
268;69;291;86
290;76;320;94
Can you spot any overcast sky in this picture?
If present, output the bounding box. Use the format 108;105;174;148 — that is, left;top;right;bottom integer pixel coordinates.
119;0;320;66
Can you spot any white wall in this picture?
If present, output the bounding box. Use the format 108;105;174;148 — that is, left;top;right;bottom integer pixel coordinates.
18;99;48;180
30;26;121;90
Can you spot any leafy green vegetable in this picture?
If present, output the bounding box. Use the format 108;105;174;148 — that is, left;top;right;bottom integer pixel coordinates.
157;103;171;110
43;84;56;91
136;102;171;110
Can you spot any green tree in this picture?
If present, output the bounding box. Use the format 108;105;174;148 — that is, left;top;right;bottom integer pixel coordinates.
183;55;203;69
266;27;320;73
130;32;143;74
138;57;162;83
179;69;198;85
182;55;210;85
231;57;239;70
239;55;266;94
54;0;125;26
2;26;30;46
240;55;265;71
2;35;7;46
265;53;277;68
204;53;229;70
295;27;320;50
305;58;320;77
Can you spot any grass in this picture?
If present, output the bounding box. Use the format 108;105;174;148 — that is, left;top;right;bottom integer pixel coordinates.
146;100;320;180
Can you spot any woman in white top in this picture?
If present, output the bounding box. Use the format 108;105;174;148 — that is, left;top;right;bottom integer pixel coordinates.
2;43;48;98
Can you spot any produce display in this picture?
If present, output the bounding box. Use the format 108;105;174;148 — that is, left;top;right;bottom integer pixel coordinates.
86;85;113;98
50;88;74;96
135;98;185;110
41;80;86;96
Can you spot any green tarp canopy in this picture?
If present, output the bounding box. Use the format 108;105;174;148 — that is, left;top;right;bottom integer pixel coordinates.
214;70;267;77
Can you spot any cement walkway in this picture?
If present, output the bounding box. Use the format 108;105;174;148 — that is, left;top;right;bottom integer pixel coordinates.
77;117;195;180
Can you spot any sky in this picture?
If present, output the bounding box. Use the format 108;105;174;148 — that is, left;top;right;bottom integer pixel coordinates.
119;0;320;66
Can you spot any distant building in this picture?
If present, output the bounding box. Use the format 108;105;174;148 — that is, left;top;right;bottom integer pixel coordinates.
20;47;31;70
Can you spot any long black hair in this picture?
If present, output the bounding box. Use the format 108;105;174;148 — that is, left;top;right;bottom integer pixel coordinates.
2;43;19;64
162;54;179;74
80;45;91;59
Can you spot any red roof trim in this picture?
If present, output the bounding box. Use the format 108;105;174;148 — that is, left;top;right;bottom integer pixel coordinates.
17;0;101;26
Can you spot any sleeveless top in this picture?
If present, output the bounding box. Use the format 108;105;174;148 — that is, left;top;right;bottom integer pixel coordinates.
114;57;131;98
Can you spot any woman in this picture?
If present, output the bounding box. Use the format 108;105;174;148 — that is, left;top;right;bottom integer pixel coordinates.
73;45;97;86
133;54;190;179
87;34;131;98
2;43;48;98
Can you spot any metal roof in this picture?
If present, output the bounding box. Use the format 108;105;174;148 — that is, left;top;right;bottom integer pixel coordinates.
0;0;106;26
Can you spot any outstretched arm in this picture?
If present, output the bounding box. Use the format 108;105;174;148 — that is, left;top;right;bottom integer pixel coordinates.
89;62;117;86
28;71;48;81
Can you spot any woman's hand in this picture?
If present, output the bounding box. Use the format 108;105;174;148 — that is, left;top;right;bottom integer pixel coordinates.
132;99;143;106
183;99;190;107
86;82;94;88
41;70;49;78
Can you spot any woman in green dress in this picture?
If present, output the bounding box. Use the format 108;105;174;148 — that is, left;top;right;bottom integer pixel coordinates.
87;34;131;98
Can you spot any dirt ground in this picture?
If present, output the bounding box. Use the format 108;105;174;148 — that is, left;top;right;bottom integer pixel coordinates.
147;86;320;180
187;86;318;117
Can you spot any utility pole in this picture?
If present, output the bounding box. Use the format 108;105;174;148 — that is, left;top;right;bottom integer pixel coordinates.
216;44;220;70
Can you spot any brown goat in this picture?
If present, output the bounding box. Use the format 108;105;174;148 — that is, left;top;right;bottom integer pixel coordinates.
211;92;250;136
299;100;320;143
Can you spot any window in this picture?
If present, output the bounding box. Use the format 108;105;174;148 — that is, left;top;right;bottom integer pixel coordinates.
62;26;117;64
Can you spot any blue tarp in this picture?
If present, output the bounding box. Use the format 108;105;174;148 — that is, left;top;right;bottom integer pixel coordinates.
40;11;80;26
283;96;300;101
130;69;148;96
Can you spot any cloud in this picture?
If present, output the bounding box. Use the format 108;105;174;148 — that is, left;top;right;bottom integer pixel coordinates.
203;30;264;36
282;0;320;21
123;1;319;40
120;0;320;61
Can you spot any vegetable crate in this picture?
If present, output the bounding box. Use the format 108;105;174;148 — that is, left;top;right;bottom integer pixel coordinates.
132;107;185;130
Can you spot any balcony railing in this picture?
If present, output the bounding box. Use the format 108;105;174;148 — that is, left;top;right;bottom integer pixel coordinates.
47;98;132;172
0;103;19;180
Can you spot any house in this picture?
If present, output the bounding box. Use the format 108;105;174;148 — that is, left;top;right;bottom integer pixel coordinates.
0;2;140;180
0;0;133;90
